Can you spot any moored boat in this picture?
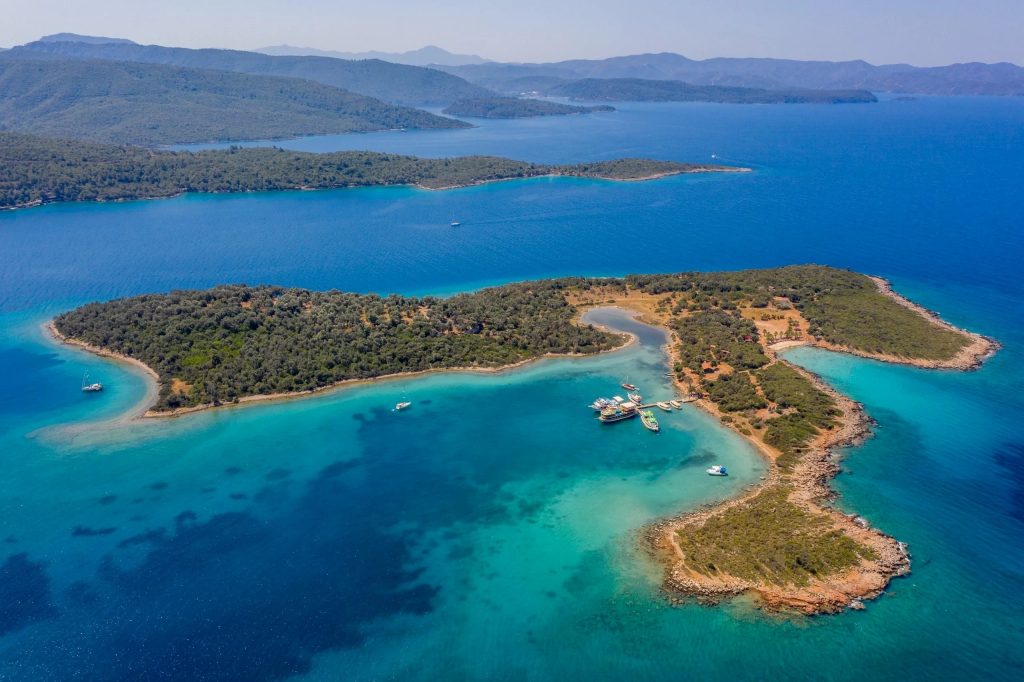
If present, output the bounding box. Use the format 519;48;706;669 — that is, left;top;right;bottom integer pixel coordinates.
640;410;660;432
628;392;643;405
621;382;637;391
589;397;615;411
706;465;728;476
656;401;672;411
599;403;637;423
669;399;683;409
81;372;103;393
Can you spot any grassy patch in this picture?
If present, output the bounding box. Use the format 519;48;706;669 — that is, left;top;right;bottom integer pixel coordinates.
675;486;876;586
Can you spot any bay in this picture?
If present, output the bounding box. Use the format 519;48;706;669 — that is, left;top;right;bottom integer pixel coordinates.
1;97;1022;680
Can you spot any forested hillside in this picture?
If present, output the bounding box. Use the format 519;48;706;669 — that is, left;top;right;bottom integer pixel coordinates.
0;133;730;208
0;59;467;145
7;39;495;106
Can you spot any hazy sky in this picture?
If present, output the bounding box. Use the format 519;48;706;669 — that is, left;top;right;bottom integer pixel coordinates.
3;0;1023;66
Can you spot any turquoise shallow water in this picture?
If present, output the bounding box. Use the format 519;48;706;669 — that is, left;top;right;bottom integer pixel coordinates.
1;99;1023;680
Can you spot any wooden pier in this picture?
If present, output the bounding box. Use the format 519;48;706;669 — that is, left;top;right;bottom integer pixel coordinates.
636;396;699;410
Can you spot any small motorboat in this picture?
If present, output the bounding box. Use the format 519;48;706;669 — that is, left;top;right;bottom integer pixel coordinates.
394;401;412;411
621;382;637;391
669;399;683;409
656;401;672;411
628;392;643;405
706;465;728;476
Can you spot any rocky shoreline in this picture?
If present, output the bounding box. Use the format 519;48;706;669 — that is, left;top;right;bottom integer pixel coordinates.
646;364;912;614
587;280;991;615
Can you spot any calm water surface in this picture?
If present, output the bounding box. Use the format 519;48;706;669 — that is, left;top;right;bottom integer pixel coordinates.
1;98;1023;680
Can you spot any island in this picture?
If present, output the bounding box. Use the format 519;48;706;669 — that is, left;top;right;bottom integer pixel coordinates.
50;266;997;614
547;78;879;104
442;97;615;119
0;133;745;210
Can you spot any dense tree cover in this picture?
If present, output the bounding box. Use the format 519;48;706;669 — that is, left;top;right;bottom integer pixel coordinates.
673;309;770;373
703;371;766;412
53;267;973;415
675;485;877;587
7;40;495;107
442;97;614;119
548;78;878;104
0;134;721;208
800;290;968;360
755;362;840;470
0;59;467;146
54;280;620;411
626;265;968;361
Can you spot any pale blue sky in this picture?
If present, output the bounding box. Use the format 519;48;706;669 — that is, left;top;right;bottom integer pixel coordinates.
3;0;1022;65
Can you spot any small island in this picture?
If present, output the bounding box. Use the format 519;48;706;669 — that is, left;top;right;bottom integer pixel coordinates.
443;97;615;119
548;78;879;104
50;266;996;614
0;133;743;209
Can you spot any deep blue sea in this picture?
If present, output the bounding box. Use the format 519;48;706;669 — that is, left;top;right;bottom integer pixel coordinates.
1;98;1023;680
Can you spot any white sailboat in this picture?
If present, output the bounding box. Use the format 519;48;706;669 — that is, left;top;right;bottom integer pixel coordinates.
81;372;103;392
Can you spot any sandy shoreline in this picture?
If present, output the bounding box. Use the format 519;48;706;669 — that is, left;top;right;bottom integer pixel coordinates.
46;318;636;421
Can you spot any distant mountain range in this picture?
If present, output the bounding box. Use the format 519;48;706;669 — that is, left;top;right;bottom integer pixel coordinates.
3;32;1019;150
6;36;494;106
0;58;466;145
439;52;1024;97
37;33;135;45
256;44;489;67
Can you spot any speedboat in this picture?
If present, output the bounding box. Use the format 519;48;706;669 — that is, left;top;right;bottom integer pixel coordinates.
669;399;683;409
394;401;412;411
656;401;672;411
706;465;728;476
628;392;643;405
640;410;660;432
